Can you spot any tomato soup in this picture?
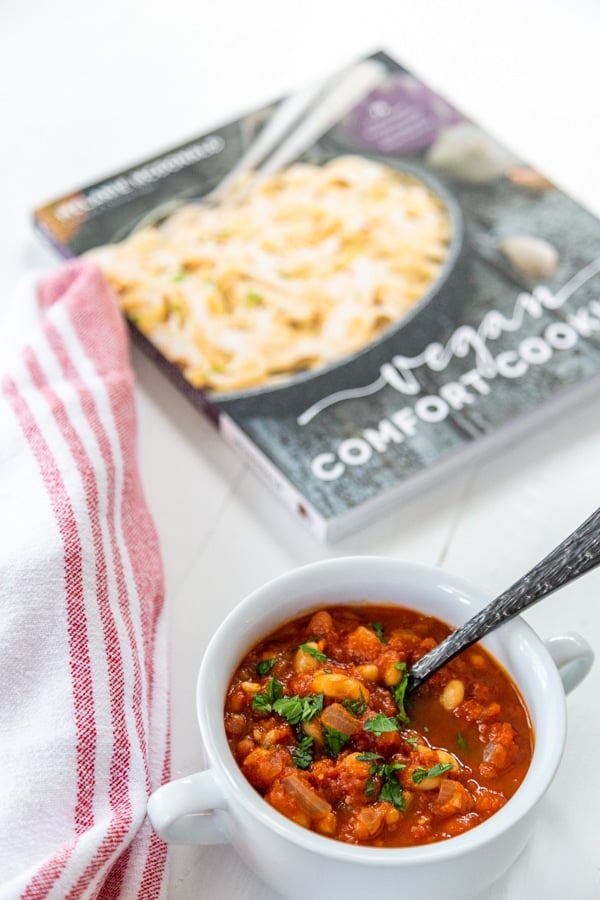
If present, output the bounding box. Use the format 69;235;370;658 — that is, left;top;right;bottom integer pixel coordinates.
224;605;533;847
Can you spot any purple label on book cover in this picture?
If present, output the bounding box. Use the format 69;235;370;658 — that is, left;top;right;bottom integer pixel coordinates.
342;73;462;154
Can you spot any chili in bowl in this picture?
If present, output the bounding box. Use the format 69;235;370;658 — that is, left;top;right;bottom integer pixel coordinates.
147;557;593;900
225;603;533;848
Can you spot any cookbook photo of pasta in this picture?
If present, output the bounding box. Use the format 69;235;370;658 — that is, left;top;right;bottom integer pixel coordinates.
34;51;600;541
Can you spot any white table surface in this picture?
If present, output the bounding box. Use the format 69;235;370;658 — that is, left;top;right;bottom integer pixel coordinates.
2;1;600;897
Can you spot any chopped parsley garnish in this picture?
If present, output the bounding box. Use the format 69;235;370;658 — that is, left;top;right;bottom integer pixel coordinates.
257;686;323;763
172;270;187;282
272;695;304;724
292;735;314;769
411;767;428;784
252;693;272;714
363;712;400;736
412;762;454;784
456;731;470;753
379;773;405;809
365;777;377;798
256;658;277;676
322;725;350;757
298;642;327;663
392;662;410;724
252;677;284;713
369;622;387;644
357;753;405;809
404;735;419;750
272;692;323;725
301;693;325;720
342;690;367;717
246;290;264;306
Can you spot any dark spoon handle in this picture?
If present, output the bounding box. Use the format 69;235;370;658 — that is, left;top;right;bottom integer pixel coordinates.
409;506;600;691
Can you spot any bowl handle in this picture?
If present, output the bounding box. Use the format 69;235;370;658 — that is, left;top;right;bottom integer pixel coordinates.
147;770;229;844
544;632;594;695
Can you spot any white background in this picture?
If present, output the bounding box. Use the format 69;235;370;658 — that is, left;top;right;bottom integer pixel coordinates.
2;1;600;897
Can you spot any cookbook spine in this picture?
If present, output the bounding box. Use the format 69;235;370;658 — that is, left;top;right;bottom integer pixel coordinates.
218;413;328;541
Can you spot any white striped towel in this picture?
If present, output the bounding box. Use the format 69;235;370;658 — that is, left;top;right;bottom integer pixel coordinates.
0;262;170;899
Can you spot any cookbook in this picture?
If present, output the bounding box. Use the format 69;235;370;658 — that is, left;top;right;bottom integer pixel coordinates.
34;51;600;541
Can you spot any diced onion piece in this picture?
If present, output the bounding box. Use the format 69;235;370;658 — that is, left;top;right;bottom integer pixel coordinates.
242;747;285;788
483;742;508;768
320;702;361;736
354;805;386;839
282;774;331;819
432;779;473;817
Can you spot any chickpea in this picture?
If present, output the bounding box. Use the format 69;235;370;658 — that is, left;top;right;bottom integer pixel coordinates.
289;810;311;829
384;805;401;826
224;713;246;737
356;664;379;681
261;725;293;746
308;610;334;635
293;643;321;674
302;719;323;745
440;679;465;711
227;691;245;713
382;661;403;687
339;752;371;778
402;791;415;812
315;812;337;835
236;737;255;759
241;681;261;694
435;750;458;771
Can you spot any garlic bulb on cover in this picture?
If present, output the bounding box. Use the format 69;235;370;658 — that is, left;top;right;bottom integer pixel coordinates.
499;235;559;280
426;123;516;184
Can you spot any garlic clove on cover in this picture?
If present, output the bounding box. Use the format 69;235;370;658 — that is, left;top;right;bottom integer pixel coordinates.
425;123;517;184
499;235;559;280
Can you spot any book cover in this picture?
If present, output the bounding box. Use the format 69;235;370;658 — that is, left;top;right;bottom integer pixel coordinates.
34;51;600;541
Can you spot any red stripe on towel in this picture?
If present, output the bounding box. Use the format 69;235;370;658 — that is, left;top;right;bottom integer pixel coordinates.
2;374;96;898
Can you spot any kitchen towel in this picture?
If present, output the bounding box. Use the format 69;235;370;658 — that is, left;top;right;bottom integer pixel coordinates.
0;262;170;898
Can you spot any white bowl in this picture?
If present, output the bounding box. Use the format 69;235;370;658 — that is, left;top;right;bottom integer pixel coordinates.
148;557;593;900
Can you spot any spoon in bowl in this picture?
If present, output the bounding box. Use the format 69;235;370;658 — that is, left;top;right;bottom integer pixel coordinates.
409;506;600;691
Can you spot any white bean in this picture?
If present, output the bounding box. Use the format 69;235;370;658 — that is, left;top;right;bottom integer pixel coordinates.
440;678;465;711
